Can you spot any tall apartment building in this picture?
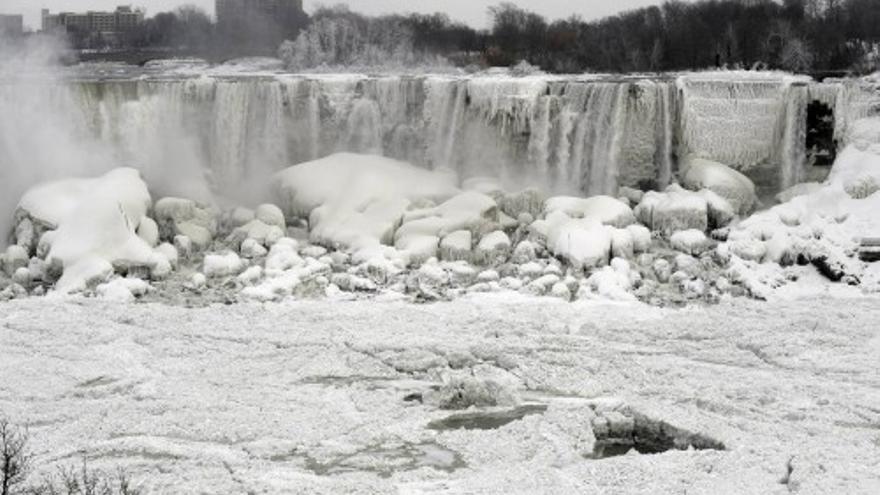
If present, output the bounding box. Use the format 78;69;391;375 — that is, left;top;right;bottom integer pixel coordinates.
41;6;144;36
0;14;24;37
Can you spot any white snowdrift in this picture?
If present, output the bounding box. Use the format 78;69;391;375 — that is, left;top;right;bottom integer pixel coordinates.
16;168;163;293
273;153;459;258
721;117;880;292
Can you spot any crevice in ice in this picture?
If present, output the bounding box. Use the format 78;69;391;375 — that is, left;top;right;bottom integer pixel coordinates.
588;408;726;459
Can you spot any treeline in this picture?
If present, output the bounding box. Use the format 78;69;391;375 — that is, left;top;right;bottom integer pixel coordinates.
278;5;482;69
482;0;880;73
123;4;307;58
85;0;880;73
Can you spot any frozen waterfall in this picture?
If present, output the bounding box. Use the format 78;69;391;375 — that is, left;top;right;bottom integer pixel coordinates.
2;71;877;212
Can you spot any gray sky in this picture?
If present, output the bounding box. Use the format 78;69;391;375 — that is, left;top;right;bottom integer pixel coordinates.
2;0;671;31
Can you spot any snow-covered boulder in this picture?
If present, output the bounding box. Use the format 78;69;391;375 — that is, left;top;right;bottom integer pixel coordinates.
203;251;245;278
273;153;458;255
228;219;284;247
680;156;758;215
439;230;473;262
255;204;286;230
670;229;710;256
827;144;880;199
583;258;637;301
498;187;545;219
136;217;160;248
96;277;151;302
625;224;652;253
544;196;635;227
240;238;268;259
226;207;255;229
2;245;28;276
16;168;163;293
547;216;612;270
610;228;634;259
474;231;511;265
154;197;219;250
635;185;709;235
511;240;538;264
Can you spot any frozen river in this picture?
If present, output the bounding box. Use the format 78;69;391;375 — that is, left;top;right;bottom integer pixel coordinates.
1;294;878;493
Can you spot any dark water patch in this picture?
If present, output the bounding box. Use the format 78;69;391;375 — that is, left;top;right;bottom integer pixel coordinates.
427;404;548;431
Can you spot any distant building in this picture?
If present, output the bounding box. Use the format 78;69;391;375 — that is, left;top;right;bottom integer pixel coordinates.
0;14;24;37
41;6;144;38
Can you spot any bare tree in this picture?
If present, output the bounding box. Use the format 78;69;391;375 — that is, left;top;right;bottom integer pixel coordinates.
1;418;30;495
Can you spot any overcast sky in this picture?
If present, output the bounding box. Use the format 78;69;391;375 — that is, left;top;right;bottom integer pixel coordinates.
2;0;672;30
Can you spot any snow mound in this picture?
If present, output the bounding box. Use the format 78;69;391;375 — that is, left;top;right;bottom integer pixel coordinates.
16;168;162;293
720;118;880;292
273;153;459;256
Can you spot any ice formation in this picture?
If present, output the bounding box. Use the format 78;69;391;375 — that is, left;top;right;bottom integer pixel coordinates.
3;69;876;226
1;67;879;303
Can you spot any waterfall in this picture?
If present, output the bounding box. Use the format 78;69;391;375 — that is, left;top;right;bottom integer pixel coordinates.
3;70;877;222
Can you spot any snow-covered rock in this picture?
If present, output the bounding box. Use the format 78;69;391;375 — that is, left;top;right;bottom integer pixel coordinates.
474;231;511;265
274;153;458;253
544;195;635;227
439;230;473;262
255;204;286;229
203;252;245;278
670;229;710;256
547;220;612;268
2;245;28;276
498;188;545;219
240;238;268;259
16;168;162;293
626;224;652;253
635;185;709;235
154;197;219;250
680;156;758;215
96;277;151;302
136;217;160;248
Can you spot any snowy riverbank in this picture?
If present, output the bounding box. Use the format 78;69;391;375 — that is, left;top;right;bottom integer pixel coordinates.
1;294;878;493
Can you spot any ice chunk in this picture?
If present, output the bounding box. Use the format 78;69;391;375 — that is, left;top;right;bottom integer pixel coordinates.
681;156;758;215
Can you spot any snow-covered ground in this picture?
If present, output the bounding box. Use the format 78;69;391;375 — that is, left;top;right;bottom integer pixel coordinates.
1;293;878;494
